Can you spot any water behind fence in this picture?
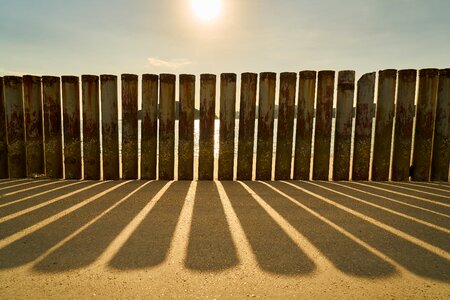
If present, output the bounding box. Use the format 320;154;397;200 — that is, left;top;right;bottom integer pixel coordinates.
0;69;448;181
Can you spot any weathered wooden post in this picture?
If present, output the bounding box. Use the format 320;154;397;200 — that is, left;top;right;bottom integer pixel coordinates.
0;77;8;178
122;74;138;179
275;72;297;180
141;74;158;180
313;71;335;180
256;72;276;180
293;71;316;180
412;69;439;181
42;76;63;178
372;69;397;181
62;76;82;179
82;75;100;180
352;72;375;181
332;71;355;181
431;69;450;181
198;74;216;180
100;75;119;180
391;70;416;181
178;74;195;180
23;75;44;177
218;73;237;180
237;73;257;180
159;74;175;180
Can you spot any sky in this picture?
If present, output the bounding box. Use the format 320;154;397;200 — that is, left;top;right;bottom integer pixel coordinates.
1;0;449;79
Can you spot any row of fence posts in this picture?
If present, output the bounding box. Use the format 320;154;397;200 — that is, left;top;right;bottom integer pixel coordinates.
0;69;448;181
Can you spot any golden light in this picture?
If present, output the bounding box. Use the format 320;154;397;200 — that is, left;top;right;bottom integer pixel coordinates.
191;0;222;21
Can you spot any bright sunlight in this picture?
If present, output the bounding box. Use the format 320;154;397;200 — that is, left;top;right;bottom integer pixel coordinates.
191;0;222;21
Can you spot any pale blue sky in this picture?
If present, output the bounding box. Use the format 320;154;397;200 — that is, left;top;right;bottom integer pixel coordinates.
1;0;449;77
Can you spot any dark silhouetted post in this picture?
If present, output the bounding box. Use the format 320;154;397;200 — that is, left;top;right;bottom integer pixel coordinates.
100;75;119;180
294;71;316;180
218;73;237;180
43;76;63;178
122;74;138;179
237;73;257;180
275;72;297;180
82;75;100;180
313;71;335;180
199;74;216;180
352;73;375;181
159;74;175;180
141;74;158;180
333;71;355;181
178;74;195;180
62;76;82;179
412;69;439;181
0;77;8;178
391;70;416;181
431;69;450;181
256;72;276;180
23;75;44;177
372;69;397;181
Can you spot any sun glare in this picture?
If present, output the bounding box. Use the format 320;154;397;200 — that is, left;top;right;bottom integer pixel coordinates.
191;0;222;21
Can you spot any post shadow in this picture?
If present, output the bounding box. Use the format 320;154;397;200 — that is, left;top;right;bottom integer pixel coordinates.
109;181;190;270
244;181;395;278
184;181;239;271
0;181;129;269
0;180;53;195
34;181;168;272
220;181;315;275
0;180;70;204
275;181;450;282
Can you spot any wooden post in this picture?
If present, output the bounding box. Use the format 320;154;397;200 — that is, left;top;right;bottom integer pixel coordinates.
82;75;100;180
141;74;158;180
23;75;44;177
0;77;8;178
42;76;63;178
62;76;82;179
293;71;316;180
4;76;26;178
100;75;119;180
352;72;375;180
159;74;175;180
431;69;450;181
275;72;297;180
256;72;276;180
237;73;257;180
372;69;397;181
313;71;335;180
333;71;355;181
391;70;416;181
218;73;237;180
121;74;138;179
198;74;216;180
178;74;195;180
412;69;439;181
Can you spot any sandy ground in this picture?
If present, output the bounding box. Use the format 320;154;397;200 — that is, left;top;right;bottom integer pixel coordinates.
0;179;449;299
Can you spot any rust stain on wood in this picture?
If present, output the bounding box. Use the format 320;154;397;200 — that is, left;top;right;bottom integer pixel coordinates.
141;74;158;180
199;74;216;180
0;77;8;178
178;74;195;180
391;70;416;181
43;76;63;178
352;72;375;180
256;72;276;180
275;72;297;180
237;73;257;180
313;70;335;180
333;70;355;181
122;74;139;179
159;74;176;180
218;73;237;180
294;71;316;180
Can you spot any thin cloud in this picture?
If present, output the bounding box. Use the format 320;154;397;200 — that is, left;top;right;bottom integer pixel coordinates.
147;57;193;69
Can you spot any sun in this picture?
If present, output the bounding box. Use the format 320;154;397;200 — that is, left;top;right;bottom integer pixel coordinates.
191;0;222;21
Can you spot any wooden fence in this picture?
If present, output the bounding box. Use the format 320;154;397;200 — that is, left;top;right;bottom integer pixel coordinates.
0;69;449;181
